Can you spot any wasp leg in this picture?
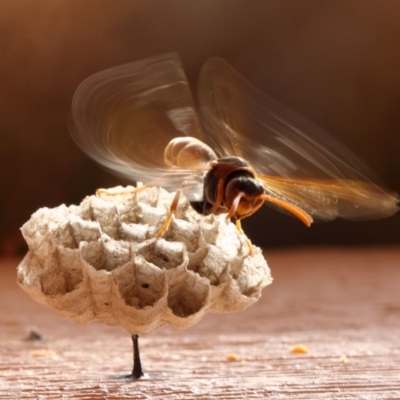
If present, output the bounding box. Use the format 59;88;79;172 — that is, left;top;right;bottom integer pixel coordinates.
155;190;182;238
235;219;253;255
210;179;225;213
96;184;150;198
96;166;183;198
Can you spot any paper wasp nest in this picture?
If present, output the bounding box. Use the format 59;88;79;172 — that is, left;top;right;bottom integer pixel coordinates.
17;186;272;335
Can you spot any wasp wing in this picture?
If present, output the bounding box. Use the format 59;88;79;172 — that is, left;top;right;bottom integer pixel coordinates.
259;175;398;221
70;52;204;197
198;57;398;220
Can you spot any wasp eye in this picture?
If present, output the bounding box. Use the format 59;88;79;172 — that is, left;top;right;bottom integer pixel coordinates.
227;173;264;197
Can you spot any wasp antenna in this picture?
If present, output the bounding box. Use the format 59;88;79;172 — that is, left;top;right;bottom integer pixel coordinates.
226;192;245;219
258;195;313;227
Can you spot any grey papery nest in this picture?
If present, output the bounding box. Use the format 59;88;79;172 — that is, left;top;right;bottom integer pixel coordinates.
17;185;272;335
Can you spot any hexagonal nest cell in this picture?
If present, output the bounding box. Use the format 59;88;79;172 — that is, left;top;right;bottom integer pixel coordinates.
17;186;272;334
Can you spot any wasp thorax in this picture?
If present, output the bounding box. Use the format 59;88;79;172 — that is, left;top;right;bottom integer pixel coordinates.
164;136;217;169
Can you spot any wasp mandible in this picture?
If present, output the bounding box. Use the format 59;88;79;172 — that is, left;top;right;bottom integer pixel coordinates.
70;53;399;247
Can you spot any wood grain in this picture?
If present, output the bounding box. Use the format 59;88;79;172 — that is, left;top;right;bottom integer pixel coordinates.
1;248;399;399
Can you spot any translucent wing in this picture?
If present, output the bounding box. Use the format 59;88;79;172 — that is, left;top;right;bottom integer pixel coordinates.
70;53;205;197
259;175;398;221
198;57;399;221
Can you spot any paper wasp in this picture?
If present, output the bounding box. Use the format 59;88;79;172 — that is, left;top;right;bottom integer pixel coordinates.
70;53;398;379
70;52;398;241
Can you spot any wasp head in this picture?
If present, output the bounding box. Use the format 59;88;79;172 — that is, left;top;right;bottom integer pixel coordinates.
225;172;265;219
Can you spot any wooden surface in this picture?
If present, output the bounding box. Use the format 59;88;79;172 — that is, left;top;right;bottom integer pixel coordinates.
1;248;400;399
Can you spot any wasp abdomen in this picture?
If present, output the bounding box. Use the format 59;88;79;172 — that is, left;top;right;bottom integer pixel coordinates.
164;137;217;170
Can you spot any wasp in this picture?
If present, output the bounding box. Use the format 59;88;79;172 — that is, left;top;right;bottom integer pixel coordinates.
70;52;398;239
69;53;398;378
159;136;313;242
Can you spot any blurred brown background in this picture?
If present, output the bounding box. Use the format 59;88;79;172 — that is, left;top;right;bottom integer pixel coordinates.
1;0;399;256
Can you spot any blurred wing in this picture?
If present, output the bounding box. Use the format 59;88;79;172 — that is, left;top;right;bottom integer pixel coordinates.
198;57;399;220
70;52;204;197
259;175;398;221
